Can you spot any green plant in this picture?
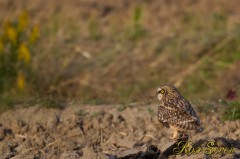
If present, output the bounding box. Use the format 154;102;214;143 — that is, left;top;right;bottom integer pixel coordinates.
147;107;155;116
75;109;87;117
222;100;240;121
0;10;39;93
130;5;146;40
38;97;66;109
212;12;227;31
117;104;127;112
0;96;17;112
88;18;102;40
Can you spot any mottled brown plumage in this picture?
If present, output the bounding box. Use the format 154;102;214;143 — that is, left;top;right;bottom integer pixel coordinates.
157;84;203;139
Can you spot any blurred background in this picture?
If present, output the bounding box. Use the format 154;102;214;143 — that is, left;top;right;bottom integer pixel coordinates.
0;0;240;110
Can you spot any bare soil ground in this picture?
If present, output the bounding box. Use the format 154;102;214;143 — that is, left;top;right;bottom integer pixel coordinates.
0;103;239;159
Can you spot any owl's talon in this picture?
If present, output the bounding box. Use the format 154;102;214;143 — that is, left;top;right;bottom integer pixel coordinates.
170;129;178;140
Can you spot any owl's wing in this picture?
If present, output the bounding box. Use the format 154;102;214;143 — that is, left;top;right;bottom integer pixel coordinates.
177;99;199;121
163;98;199;122
158;105;193;128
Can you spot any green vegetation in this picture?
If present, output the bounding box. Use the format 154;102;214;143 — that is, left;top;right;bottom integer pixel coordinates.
88;18;102;40
75;109;87;117
221;100;240;121
147;107;155;116
130;5;146;40
37;97;66;109
117;104;128;112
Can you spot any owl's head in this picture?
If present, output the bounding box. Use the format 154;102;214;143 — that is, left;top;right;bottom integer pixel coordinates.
156;84;180;101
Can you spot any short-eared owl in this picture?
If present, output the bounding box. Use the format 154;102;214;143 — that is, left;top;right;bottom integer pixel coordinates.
157;84;203;139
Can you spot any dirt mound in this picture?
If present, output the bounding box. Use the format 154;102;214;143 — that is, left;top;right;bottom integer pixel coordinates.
0;104;239;159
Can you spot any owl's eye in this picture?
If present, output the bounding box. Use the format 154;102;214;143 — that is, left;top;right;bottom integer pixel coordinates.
158;89;165;94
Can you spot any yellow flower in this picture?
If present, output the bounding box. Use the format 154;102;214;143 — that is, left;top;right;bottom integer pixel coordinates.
18;43;31;64
6;26;17;45
29;25;39;44
17;72;25;91
18;10;29;32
